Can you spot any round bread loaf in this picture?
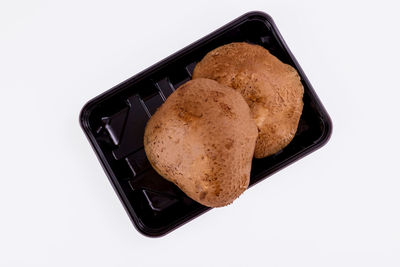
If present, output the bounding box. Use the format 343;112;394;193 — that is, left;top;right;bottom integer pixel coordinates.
144;78;258;207
193;42;304;158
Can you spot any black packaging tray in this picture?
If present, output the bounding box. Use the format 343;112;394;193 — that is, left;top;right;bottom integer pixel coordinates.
80;11;332;237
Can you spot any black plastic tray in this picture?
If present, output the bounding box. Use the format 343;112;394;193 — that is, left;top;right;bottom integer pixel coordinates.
80;11;332;237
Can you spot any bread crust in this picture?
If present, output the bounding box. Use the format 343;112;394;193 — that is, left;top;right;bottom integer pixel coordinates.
144;78;258;207
193;42;304;158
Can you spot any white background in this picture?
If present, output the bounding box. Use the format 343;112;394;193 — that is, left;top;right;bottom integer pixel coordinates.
1;0;399;266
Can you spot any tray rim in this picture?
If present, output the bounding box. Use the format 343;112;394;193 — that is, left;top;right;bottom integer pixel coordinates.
79;11;333;237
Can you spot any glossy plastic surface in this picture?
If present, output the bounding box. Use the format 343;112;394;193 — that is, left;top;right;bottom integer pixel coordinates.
80;11;332;237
